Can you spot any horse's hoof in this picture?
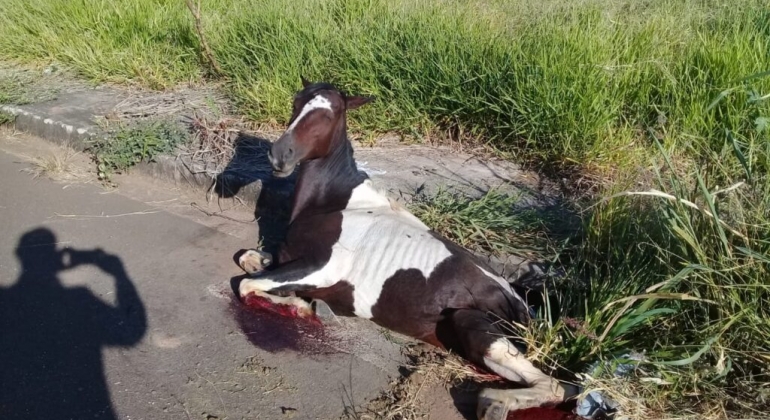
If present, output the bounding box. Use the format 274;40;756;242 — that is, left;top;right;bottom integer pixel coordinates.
477;386;565;420
477;392;508;420
295;302;316;319
238;249;272;274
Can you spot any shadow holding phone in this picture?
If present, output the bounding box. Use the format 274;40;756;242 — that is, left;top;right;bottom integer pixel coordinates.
0;228;147;420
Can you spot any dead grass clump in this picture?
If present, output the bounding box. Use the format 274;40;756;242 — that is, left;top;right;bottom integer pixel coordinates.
187;112;243;176
0;109;15;125
108;87;230;122
343;345;503;420
22;149;90;183
401;346;504;386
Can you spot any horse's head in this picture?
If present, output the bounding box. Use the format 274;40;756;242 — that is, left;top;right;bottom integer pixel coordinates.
269;78;374;177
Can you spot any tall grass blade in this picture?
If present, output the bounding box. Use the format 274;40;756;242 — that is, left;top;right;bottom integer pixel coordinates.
658;337;718;367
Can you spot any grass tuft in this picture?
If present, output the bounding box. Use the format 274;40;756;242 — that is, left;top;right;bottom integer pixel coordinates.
0;67;59;104
0;73;36;105
90;120;188;179
410;77;770;418
0;110;15;125
409;188;576;260
22;148;89;183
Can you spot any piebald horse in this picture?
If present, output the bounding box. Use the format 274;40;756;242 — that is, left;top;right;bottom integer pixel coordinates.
235;79;577;420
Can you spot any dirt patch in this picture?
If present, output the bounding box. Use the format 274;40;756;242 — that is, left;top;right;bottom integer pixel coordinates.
344;344;501;420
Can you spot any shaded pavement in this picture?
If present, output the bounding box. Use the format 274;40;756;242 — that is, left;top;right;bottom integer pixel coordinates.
0;137;404;420
0;228;145;419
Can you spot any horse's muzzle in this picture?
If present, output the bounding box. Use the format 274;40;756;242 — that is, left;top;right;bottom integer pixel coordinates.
269;139;297;178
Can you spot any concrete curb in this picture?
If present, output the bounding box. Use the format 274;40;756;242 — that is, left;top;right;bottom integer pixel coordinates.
1;100;265;205
1;104;95;150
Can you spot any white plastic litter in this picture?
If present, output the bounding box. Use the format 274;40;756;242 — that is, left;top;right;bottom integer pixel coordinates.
575;352;646;419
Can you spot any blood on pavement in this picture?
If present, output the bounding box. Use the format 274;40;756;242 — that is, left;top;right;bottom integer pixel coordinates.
231;292;333;354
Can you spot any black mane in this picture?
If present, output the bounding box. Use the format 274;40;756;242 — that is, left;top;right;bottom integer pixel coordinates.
294;82;348;101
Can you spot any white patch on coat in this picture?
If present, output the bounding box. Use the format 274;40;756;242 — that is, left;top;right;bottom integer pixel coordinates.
239;180;521;319
287;95;332;132
239;180;451;316
331;181;453;317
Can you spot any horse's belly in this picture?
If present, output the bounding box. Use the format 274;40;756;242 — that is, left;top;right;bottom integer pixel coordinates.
328;215;453;319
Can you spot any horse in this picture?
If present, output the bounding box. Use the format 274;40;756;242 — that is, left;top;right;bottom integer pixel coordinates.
234;79;577;420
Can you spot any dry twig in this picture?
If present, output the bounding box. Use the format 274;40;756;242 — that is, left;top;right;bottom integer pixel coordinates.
185;0;224;77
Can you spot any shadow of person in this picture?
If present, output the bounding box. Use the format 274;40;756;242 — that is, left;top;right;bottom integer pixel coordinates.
0;228;147;420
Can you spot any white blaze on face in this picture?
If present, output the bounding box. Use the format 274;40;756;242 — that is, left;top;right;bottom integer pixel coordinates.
287;94;333;132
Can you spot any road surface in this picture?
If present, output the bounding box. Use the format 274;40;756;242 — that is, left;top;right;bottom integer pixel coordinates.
0;131;406;420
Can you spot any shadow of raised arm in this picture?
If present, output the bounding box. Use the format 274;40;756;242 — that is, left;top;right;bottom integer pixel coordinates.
91;249;147;347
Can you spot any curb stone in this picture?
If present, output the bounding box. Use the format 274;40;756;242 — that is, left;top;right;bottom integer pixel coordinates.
1;103;96;150
1;89;553;207
0;90;266;205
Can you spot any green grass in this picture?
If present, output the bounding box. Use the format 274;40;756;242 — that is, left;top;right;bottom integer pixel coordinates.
0;109;15;125
409;188;577;259
412;79;770;418
0;66;61;104
0;0;769;417
0;1;199;90
90;120;188;179
0;0;768;171
0;72;37;105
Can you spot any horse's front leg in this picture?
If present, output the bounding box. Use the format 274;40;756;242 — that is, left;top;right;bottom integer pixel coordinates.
236;249;274;275
237;260;326;319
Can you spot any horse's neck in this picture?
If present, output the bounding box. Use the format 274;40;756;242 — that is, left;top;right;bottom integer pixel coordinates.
289;127;366;222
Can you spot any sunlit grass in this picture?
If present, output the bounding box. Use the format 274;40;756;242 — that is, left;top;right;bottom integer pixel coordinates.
0;0;767;171
412;78;770;418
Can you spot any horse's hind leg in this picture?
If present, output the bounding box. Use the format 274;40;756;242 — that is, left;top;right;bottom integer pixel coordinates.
440;309;576;420
475;340;578;420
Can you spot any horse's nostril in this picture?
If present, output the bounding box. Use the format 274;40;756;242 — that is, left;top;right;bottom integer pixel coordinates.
288;147;294;156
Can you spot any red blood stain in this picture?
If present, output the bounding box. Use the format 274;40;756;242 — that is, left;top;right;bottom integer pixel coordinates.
242;294;322;325
508;402;580;420
231;293;337;355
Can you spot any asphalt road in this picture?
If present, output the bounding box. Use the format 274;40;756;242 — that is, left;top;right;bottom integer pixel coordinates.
0;133;405;420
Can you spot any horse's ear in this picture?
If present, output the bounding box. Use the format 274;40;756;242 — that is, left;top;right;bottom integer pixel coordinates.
346;95;375;110
300;76;311;88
